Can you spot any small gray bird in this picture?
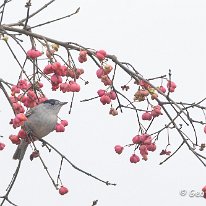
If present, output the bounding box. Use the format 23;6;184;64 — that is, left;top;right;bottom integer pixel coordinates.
13;99;67;160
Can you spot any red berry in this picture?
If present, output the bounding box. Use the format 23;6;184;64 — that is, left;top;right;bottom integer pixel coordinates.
132;135;141;144
96;68;105;78
9;135;20;145
146;143;156;152
100;95;111;105
130;154;140;163
109;90;117;100
159;86;166;93
18;129;27;139
0;142;5;150
59;186;69;195
96;50;107;61
27;49;42;59
142;112;152;120
69;82;80;92
139;145;148;156
97;89;106;97
16;113;27;121
167;81;176;92
61;120;68;127
55;124;65;132
114;145;124;154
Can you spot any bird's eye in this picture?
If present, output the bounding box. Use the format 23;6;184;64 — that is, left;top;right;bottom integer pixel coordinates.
51;101;55;105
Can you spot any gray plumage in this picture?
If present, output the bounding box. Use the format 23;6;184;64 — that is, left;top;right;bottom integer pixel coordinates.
13;99;67;160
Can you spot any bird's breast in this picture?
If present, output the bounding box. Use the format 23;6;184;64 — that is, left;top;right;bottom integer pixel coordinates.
24;114;57;138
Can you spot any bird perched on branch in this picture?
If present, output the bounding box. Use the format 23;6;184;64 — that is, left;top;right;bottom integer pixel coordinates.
13;99;67;160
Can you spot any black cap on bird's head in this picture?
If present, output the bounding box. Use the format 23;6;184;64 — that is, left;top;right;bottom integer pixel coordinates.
43;99;67;106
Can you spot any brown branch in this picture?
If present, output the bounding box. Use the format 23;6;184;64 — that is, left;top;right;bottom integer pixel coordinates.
39;139;116;186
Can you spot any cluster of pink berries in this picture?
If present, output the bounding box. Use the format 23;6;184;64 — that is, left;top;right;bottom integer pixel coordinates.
43;61;83;92
95;50;107;61
9;119;68;146
78;50;87;63
134;80;159;101
9;128;27;145
11;113;27;128
97;89;117;105
10;79;46;111
96;65;113;86
114;133;156;163
142;105;162;121
134;80;177;102
55;120;68;132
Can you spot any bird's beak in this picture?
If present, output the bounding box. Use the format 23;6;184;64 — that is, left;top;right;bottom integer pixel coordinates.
60;102;68;106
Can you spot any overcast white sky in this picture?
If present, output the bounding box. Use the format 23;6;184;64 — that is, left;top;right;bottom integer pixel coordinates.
1;0;206;205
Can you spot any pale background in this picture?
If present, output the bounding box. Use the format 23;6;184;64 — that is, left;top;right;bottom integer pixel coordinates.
1;0;206;205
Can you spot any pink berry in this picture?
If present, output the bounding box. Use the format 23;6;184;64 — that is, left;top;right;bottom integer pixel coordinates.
97;89;106;97
96;68;105;78
167;81;176;88
27;49;42;59
43;64;55;74
59;186;69;195
61;120;68;127
114;145;124;154
130;154;140;163
151;105;162;117
167;81;176;92
109;90;117;100
143;136;152;145
142;112;152;120
18;129;27;139
159;86;166;93
139;145;148;156
16;113;27;121
69;82;80;92
0;142;5;150
51;74;62;84
146;143;156;152
132;135;141;144
100;95;111;105
55;124;65;132
60;83;69;93
96;50;107;61
9;135;20;145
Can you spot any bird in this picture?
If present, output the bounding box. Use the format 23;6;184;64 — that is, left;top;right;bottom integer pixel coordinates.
13;99;67;160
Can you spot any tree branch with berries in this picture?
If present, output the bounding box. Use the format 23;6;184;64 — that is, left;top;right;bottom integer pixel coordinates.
1;0;206;205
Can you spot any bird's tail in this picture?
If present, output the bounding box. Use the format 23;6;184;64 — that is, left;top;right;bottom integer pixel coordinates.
13;140;28;160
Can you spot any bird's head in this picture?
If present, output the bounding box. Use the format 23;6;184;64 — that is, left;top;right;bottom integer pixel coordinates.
42;99;67;114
